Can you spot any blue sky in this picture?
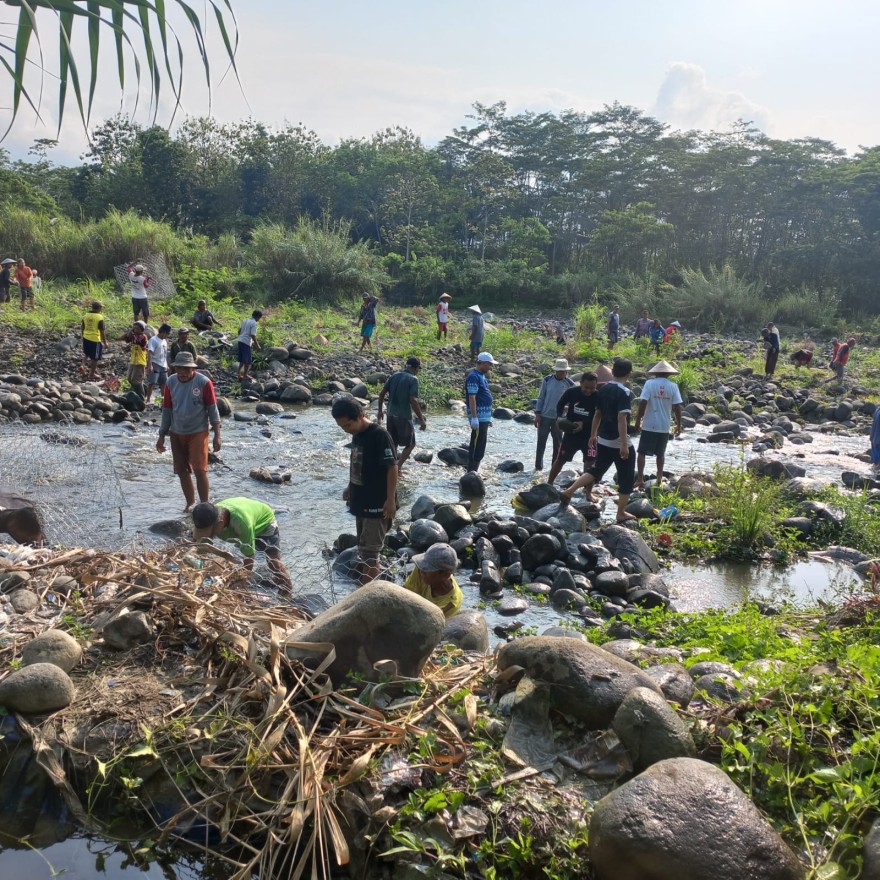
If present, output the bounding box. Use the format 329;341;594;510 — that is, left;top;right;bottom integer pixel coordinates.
4;0;879;162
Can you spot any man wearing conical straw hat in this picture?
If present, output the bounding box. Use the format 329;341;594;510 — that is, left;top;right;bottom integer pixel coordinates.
633;360;683;490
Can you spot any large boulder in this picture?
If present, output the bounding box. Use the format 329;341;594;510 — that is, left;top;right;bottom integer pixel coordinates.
496;636;662;728
285;581;445;684
532;503;587;532
459;471;486;497
438;447;470;467
0;663;75;713
747;458;806;480
409;519;449;550
279;384;312;404
515;483;561;510
589;758;805;880
520;533;561;570
432;503;473;537
611;687;696;771
600;525;659;573
21;630;82;673
410;495;437;521
442;611;489;653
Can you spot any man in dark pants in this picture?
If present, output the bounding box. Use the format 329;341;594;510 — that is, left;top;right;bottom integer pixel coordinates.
378;356;426;473
332;397;398;585
547;371;598;486
533;357;574;471
559;359;637;524
465;352;497;472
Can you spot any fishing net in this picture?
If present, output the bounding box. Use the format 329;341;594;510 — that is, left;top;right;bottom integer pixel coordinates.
112;253;176;298
0;421;128;550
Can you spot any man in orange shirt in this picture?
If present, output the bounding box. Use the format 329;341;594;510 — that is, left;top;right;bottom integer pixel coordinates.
13;258;34;311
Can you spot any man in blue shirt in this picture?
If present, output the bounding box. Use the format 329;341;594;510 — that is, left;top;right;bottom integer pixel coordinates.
465;351;497;472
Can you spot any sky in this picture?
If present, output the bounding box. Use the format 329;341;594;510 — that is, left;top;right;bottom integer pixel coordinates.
3;0;879;163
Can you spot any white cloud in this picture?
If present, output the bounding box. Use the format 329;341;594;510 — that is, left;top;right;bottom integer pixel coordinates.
653;62;771;134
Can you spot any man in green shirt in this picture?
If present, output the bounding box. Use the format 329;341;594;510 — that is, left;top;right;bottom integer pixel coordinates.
377;356;426;473
191;497;292;592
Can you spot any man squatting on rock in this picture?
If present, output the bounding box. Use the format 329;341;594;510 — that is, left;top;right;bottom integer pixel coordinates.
332;397;398;585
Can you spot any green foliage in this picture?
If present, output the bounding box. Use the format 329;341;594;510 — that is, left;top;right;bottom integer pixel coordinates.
670;264;770;331
813;488;880;557
2;1;239;137
574;298;606;341
247;218;391;301
706;465;794;558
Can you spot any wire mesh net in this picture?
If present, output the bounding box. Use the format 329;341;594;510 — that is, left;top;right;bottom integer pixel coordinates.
0;421;128;550
113;253;176;298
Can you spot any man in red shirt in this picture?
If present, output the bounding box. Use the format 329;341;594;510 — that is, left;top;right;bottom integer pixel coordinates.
13;258;34;312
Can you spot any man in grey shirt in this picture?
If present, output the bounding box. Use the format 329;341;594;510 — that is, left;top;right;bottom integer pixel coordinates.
533;358;575;470
378;356;426;473
156;352;222;512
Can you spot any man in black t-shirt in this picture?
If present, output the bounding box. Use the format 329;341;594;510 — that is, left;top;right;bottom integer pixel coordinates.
332;397;398;584
547;371;598;485
559;359;638;524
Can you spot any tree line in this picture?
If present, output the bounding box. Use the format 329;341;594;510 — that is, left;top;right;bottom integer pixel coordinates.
5;101;880;315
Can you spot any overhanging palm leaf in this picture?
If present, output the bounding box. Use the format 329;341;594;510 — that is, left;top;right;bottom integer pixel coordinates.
0;0;240;139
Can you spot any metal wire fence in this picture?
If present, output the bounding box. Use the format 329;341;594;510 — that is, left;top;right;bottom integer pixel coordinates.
113;253;176;299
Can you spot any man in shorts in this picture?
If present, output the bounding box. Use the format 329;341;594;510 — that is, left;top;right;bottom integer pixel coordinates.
127;262;150;322
0;258;13;304
121;320;149;399
546;371;598;486
81;300;107;380
13;258;35;312
633;360;683;490
559;359;637;524
192;498;292;592
378;356;426;473
237;309;262;380
358;292;379;351
331;397;397;585
156;352;222;512
436;293;451;340
146;323;171;402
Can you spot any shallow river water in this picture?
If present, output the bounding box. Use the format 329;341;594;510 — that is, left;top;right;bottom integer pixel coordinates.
0;402;872;879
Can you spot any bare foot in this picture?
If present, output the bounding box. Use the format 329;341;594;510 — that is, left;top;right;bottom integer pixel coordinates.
616;512;637;524
184;503;196;513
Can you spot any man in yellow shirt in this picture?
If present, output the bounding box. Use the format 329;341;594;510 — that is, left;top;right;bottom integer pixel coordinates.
403;543;462;619
120;320;149;400
81;300;107;380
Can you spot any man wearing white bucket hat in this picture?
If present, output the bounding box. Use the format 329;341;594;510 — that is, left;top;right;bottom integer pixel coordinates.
533;358;575;471
633;360;683;489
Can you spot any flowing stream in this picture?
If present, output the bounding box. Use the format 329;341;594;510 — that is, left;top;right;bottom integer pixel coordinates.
0;403;871;878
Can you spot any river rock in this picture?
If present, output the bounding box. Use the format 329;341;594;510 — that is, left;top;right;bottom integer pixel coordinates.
0;571;31;593
782;477;826;499
689;660;741;680
520;533;561;570
550;568;577;595
594;570;630;598
148;518;187;538
497;596;529;616
288;347;314;361
8;589;39;613
611;687;696;771
433;503;473;537
409;519;448;551
442;611;489;653
285;580;445;684
551;589;587;610
332;546;360;579
842;470;879;490
410;495;437;520
516;483;561;510
675;473;719;498
102;611;154;650
0;663;75;714
496;459;524;473
21;629;82;672
233;411;257;423
459;471;486;496
532;503;587;532
625;498;657;520
693;673;746;702
600;525;659;574
249;467;291;484
589;758;806;880
255;402;284;415
645;663;695;708
747;458;806;480
799;501;846;528
438;446;470;467
496;636;662;728
412;450;433;464
266;346;290;362
279;384;312;403
480;560;503;594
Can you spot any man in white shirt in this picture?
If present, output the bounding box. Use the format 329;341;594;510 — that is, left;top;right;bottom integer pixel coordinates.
127;262;151;322
237;309;263;380
146;323;171;402
633;360;683;489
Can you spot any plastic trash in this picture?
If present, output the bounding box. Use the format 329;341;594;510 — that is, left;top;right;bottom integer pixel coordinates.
659;504;679;520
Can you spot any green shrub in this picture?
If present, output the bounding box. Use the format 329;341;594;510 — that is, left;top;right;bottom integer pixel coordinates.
574;298;605;341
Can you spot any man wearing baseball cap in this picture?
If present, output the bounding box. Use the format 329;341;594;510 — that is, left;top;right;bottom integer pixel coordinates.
465;352;497;472
403;543;462;618
156;351;222;512
533;357;575;471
